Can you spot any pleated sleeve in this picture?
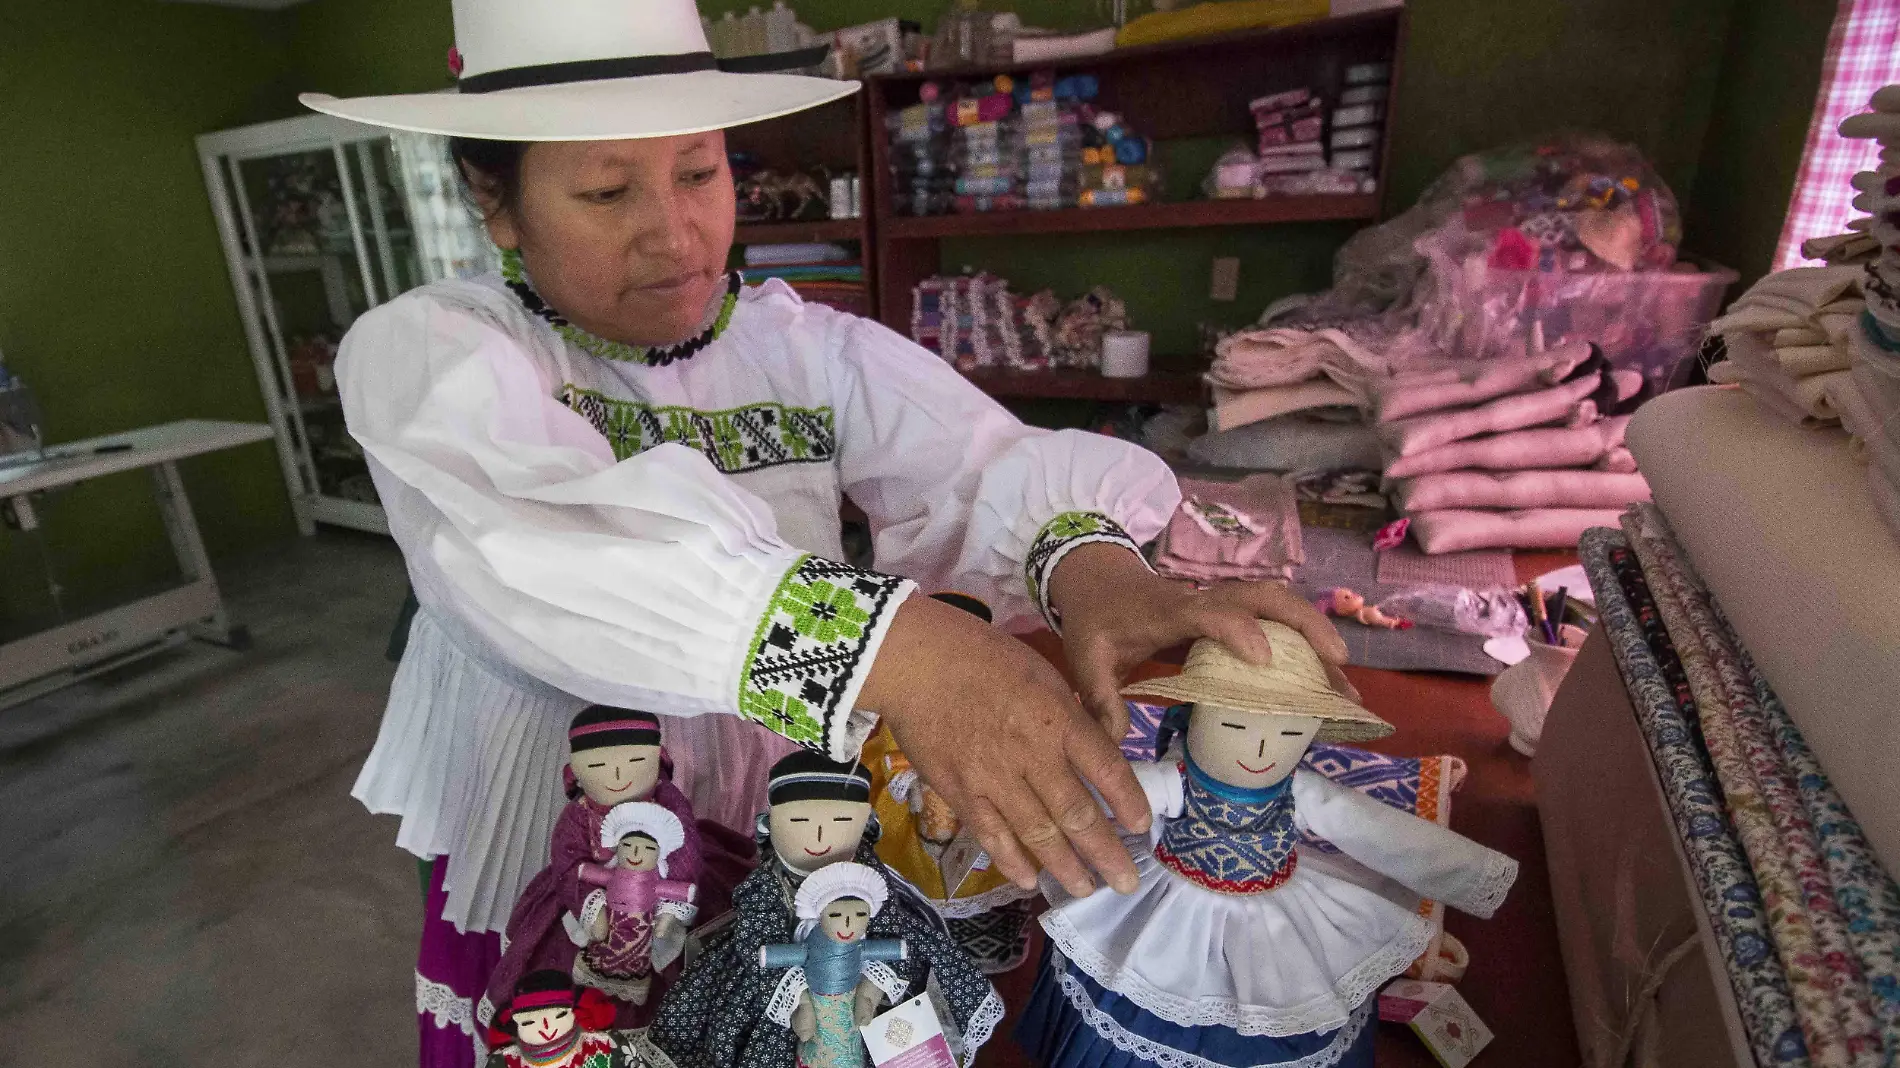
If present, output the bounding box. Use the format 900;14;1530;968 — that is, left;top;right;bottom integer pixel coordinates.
337;290;911;760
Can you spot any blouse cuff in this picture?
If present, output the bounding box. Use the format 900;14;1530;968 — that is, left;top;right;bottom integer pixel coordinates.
1024;511;1149;632
572;890;608;945
739;554;917;761
658;899;698;926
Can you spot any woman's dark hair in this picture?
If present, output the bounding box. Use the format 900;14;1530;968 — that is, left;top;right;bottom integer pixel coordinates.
449;137;528;215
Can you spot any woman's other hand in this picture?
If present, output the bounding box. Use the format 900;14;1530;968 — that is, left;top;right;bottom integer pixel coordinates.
1050;543;1357;740
860;596;1150;898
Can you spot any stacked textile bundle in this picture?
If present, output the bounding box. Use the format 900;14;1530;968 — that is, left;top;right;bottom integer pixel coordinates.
1152;474;1303;583
1582;508;1900;1068
1185;325;1387;473
1705;266;1864;425
1375;340;1652;553
742;243;869;317
1837;85;1900;542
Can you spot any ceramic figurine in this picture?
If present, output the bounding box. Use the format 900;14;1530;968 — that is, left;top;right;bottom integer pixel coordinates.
487;707;757;1031
1320;587;1413;630
1018;621;1518;1068
758;862;910;1068
573;801;700;1007
483;970;641;1068
644;752;1003;1068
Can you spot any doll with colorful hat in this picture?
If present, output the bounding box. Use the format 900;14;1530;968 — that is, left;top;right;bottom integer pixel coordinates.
1017;620;1519;1068
758;861;910;1068
483;970;637;1068
486;706;756;1032
644;751;1002;1068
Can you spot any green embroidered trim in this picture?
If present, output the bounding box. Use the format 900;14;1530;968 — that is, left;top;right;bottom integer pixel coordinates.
500;247;740;366
1024;510;1142;631
559;387;836;472
739;555;908;756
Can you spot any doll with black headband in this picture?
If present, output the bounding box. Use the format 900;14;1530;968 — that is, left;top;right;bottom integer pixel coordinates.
483;970;638;1068
488;706;755;1031
643;751;1002;1068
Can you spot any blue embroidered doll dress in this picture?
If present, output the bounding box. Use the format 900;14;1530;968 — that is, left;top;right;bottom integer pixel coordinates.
760;928;909;1068
1027;752;1518;1067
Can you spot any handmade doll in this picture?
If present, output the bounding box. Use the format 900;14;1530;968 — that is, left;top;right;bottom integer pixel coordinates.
483;970;640;1068
487;707;756;1032
644;752;1003;1068
573;801;700;1006
1019;620;1518;1068
759;862;910;1068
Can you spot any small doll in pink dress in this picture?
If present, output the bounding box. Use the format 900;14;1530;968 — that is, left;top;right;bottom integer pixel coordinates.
573;801;700;1006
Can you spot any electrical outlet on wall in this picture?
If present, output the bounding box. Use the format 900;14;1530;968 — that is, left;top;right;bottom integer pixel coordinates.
1210;257;1240;302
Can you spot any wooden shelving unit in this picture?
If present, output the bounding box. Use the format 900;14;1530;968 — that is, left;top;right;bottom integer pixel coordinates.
865;10;1405;404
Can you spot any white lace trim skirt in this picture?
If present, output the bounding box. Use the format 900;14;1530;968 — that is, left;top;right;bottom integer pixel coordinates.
355;610;795;934
1038;833;1439;1039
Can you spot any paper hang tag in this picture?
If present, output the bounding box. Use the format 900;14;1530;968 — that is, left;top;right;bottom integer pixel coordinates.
939;830;990;897
862;993;957;1068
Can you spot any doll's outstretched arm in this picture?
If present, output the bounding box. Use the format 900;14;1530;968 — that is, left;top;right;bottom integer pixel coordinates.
1130;760;1187;820
1290;769;1518;918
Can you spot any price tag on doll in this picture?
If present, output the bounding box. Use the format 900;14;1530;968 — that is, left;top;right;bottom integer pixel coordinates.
861;993;956;1068
939;830;990;897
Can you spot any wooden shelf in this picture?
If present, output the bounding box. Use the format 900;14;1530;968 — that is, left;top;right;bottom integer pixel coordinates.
961;366;1204;404
872;10;1403;83
882;195;1378;240
733;219;865;244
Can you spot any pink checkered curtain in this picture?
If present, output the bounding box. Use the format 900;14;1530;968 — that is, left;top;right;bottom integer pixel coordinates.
1773;0;1900;269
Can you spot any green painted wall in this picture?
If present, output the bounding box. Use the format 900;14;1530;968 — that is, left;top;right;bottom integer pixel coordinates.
0;2;300;632
1684;0;1837;291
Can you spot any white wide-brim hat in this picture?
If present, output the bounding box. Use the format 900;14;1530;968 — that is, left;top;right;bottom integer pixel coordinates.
300;0;857;141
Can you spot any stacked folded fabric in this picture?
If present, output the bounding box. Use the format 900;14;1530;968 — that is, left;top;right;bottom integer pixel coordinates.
1184;325;1386;473
1152;474;1304;583
1374;340;1652;553
1834;85;1900;542
1583;510;1900;1068
1705;265;1865;425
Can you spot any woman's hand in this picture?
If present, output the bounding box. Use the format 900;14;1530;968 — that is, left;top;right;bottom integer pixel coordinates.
860;595;1151;898
1049;543;1357;740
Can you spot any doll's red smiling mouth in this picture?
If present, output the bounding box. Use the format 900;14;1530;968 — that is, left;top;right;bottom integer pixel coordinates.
606;780;634;793
804;846;833;856
1237;761;1275;774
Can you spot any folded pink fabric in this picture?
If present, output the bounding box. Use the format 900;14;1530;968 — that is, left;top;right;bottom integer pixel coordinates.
1206;327;1384;391
1379;372;1604;457
1595;447;1638;473
1392;470;1651;512
1209;381;1361;433
1383;417;1631;478
1410;507;1625;554
1372;341;1593;422
1154;474;1303;581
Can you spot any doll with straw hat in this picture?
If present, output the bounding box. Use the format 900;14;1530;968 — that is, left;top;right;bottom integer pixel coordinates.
1017;620;1521;1068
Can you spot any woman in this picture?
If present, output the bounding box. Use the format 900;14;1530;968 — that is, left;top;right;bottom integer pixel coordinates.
303;0;1348;1059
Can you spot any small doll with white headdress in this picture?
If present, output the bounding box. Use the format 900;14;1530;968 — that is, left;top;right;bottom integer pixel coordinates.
574;801;700;1006
758;862;909;1068
1018;620;1520;1068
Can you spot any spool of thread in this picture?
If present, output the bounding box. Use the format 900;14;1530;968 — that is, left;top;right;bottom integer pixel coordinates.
1101;329;1150;379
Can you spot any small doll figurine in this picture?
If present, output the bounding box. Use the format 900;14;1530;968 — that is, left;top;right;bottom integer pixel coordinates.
645;752;1002;1068
759;862;910;1068
483;970;639;1068
574;802;700;1006
1018;621;1518;1068
489;707;756;1031
1320;587;1413;630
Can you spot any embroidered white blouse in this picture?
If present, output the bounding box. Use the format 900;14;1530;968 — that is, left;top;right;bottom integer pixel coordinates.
338;273;1179;933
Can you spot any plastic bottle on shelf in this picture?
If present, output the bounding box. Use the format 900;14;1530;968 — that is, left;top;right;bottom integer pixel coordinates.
740;6;768;57
713;11;741;59
765;0;798;54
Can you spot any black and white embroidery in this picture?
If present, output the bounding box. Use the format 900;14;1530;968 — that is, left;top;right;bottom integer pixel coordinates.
560;388;838;473
1023;510;1147;632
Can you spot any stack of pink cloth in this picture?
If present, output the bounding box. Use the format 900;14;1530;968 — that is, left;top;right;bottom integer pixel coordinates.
1153;474;1304;582
1372;340;1653;553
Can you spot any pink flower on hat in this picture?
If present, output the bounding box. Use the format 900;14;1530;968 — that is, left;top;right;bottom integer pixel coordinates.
448;47;465;77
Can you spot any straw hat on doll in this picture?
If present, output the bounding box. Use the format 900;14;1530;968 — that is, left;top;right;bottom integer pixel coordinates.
300;0;854;140
1123;619;1393;744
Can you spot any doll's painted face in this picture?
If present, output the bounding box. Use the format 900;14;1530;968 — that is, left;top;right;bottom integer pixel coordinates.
1185;706;1323;790
769;799;871;873
571;743;660;806
514;1005;575;1046
819;897;873;943
615;832;661;872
